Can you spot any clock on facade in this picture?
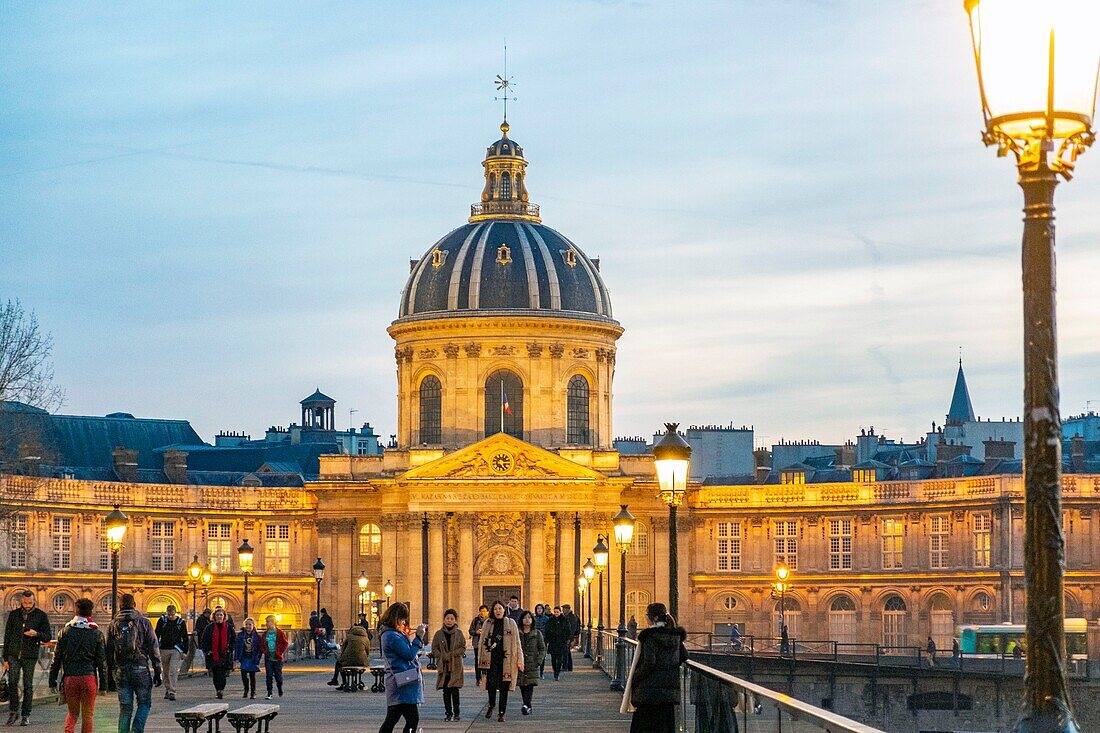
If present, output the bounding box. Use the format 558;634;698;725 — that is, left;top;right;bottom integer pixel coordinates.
489;451;514;475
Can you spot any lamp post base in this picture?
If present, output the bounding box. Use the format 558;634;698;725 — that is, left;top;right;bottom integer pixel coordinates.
610;623;627;691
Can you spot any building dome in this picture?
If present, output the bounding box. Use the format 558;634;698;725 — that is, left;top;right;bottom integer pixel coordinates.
396;122;614;323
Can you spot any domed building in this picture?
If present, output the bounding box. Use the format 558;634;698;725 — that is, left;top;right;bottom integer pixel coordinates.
389;121;622;451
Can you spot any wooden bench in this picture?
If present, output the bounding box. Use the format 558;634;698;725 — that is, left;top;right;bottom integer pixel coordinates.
339;665;366;691
226;703;279;733
174;703;229;733
368;660;386;692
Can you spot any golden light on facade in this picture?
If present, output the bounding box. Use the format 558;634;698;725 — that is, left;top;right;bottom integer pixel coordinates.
613;505;635;553
654;423;691;507
104;505;128;551
187;555;203;582
583;558;595;582
775;563;791;583
237;539;254;575
358;571;368;592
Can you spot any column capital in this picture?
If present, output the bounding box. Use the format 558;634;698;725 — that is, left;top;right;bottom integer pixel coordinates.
526;511;549;525
650;515;670;531
457;513;478;530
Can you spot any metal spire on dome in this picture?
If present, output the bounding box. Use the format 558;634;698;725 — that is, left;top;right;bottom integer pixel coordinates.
494;42;516;124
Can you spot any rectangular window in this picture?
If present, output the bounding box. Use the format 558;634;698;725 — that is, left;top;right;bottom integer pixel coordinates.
853;468;876;483
774;520;798;570
9;514;27;569
52;516;72;570
98;521;110;571
716;522;742;571
881;517;904;570
207;522;233;572
151;521;175;571
265;523;290;573
930;515;949;569
973;513;992;568
828;519;853;570
780;471;805;485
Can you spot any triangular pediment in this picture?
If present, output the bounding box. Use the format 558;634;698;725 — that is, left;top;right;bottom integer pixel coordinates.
400;433;606;481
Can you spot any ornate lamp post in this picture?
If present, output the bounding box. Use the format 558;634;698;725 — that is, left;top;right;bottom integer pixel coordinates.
593;535;609;666
201;565;214;607
654;423;691;619
583;559;595;657
383;579;393;607
610;505;635;691
771;563;791;649
312;557;326;618
963;4;1097;731
577;575;588;629
104;506;128;619
237;539;254;618
358;571;369;619
186;555;203;622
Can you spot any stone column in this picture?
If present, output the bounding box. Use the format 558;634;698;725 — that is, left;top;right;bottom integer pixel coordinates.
403;513;423;624
458;515;476;624
337;518;356;626
427;513;445;627
652;515;670;615
528;512;547;609
379;515;398;612
558;514;576;607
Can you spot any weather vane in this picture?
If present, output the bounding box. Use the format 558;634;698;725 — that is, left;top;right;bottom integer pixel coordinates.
494;42;516;123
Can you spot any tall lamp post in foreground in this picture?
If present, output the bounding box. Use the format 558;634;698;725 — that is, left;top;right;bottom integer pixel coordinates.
237;539;254;618
105;506;129;619
610;505;635;691
963;3;1097;731
593;535;609;666
313;557;326;618
358;571;369;619
583;559;595;657
654;423;691;619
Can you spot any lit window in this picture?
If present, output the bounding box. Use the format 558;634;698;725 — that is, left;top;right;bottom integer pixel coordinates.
774;520;798;570
881;517;904;570
853;468;876;483
151;521;175;572
716;521;742;571
973;513;992;568
207;522;233;572
359;523;382;557
828;519;853;570
930;515;949;569
264;524;290;573
52;516;72;570
781;471;806;485
9;514;27;569
98;520;110;571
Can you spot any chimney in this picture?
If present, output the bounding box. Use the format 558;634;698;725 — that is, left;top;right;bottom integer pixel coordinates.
112;446;138;483
753;448;772;484
835;443;856;469
163;449;189;484
937;442;973;463
1071;435;1086;473
983;439;1015;460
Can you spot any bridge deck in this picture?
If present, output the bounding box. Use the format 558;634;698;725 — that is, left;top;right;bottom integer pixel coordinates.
32;654;632;731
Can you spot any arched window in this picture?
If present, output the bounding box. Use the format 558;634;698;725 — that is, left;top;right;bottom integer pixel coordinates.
567;375;590;445
488;172;495;199
500;172;512;200
882;595;908;648
52;593;72;615
418;375;442;444
485;370;523;439
828;595;857;644
929;594;954;650
773;597;802;640
359;523;382;557
629;522;649;556
626;590;650;625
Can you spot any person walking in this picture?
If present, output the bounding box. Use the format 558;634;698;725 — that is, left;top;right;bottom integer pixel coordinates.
319;608;335;643
728;623;743;652
478;601;522;723
199;608;234;699
430;609;466;722
468;605;489;685
234;618;263;699
620;602;687;733
544;606;571;681
106;593;162;733
532;605;549;679
951;637;961;669
627;615;639;640
517;611;546;716
260;616;287;700
504;596;525;625
926;636;937;668
308;611;323;659
3;590;53;726
330;625;371;690
189;608;211;674
377;603;425;733
154;605;188;701
48;598;106;733
561;604;579;671
779;624;790;656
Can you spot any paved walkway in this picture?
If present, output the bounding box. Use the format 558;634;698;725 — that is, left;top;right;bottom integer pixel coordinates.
27;654;632;731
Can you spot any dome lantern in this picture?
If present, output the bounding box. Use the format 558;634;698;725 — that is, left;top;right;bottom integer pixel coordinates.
470;121;541;223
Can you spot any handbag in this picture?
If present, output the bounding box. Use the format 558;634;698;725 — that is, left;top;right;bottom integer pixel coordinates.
240;658;260;673
382;630;420;688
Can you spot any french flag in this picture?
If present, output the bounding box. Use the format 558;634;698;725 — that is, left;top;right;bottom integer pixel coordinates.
502;384;512;415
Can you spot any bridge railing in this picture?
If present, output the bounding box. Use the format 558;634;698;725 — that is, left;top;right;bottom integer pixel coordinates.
595;631;885;732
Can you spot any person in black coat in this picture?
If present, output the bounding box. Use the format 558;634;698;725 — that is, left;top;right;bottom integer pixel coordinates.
543;607;572;681
622;602;687;733
3;591;53;726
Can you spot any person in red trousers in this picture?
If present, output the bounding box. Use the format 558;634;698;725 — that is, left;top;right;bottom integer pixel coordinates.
49;598;108;733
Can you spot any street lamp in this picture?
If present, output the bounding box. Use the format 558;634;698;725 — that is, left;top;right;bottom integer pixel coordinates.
654;423;691;619
771;563;792;651
104;506;128;619
577;575;588;628
186;555;203;622
593;535;609;667
610;505;635;691
583;559;595;657
237;539;254;618
312;557;326;618
358;571;369;619
383;579;393;608
963;3;1097;730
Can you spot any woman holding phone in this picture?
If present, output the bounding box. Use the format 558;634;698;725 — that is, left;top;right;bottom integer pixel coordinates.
378;603;425;733
478;601;522;722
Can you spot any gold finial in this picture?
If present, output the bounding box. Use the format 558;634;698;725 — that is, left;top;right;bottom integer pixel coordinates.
494;42;516;123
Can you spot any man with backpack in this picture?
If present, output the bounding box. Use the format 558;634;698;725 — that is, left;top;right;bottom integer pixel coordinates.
106;594;162;733
154;605;188;701
3;590;53;726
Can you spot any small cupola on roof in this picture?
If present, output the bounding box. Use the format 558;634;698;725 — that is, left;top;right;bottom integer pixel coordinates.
470;121;540;223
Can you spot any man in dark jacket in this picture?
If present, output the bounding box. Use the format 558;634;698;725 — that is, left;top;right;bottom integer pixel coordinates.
319;608;334;641
3;590;53;726
561;604;579;672
49;598;107;733
107;594;162;733
505;596;526;625
308;611;322;658
154;605;188;701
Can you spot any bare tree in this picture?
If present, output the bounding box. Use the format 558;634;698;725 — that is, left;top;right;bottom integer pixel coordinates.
0;299;63;410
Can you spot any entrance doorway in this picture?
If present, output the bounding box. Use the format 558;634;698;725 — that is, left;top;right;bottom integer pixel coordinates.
483;586;521;609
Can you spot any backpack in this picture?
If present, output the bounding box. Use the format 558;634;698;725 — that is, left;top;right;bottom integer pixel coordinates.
115;617;143;665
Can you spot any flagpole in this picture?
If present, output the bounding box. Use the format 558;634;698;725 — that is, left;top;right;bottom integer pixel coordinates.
500;379;505;434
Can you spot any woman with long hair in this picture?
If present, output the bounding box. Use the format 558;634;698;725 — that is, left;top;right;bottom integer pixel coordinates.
620;602;687;733
377;602;425;733
517;611;546;716
430;609;466;721
468;605;489;685
260;615;288;699
478;601;522;722
199;608;234;699
234;617;263;699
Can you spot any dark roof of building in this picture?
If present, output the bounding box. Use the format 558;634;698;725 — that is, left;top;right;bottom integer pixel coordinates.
947;361;976;424
300;389;335;405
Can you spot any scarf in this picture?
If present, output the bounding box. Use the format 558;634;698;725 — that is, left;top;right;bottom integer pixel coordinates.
212;622;228;663
67;615;98;630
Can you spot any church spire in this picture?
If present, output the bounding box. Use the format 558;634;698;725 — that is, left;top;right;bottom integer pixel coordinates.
946;359;976;426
